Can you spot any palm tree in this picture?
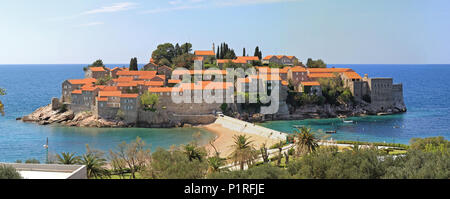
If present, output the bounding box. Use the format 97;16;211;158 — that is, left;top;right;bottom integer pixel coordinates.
295;127;319;156
230;135;257;170
80;145;109;179
183;143;205;162
207;156;224;173
56;152;80;165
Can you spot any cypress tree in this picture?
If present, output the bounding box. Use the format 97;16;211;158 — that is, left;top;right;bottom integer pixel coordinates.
243;48;246;57
129;57;138;71
220;43;224;59
254;46;261;59
217;46;220;59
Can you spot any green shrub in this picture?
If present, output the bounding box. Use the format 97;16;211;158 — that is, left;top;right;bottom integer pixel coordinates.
0;165;22;179
208;164;290;179
25;158;40;164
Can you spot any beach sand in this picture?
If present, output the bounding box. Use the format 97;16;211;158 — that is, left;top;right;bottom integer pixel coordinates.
200;123;281;158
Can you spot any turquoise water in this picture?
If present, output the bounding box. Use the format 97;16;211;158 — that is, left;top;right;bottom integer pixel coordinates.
0;64;215;162
0;64;449;162
261;64;450;144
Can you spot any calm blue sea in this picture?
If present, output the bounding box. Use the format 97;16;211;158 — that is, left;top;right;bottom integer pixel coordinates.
0;64;449;162
0;64;215;162
261;64;450;144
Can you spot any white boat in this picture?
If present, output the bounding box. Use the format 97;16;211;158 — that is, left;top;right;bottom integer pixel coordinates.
343;119;353;124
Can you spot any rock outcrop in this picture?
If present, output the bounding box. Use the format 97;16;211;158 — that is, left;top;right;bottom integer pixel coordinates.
22;104;126;128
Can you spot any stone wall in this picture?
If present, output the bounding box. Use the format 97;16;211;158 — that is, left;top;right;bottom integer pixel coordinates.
97;105;119;120
137;110;216;127
120;97;139;124
368;78;394;109
392;83;406;110
69;104;91;114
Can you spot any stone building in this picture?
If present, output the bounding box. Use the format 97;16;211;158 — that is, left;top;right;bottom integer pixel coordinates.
85;67;109;79
62;78;96;103
157;65;173;80
287;66;308;85
298;81;322;95
194;50;215;61
262;55;298;66
110;67;128;78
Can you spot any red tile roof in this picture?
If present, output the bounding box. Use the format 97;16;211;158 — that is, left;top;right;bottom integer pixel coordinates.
117;82;139;87
89;67;106;72
263;55;296;60
141;81;164;87
194;50;215;56
121;94;139;98
117;71;157;76
343;71;362;79
148;87;174;93
308;73;336;78
137;75;156;80
99;91;122;97
113;76;134;82
290;66;307;72
168;79;181;84
307;68;353;73
71;90;82;94
67;78;96;85
81;85;99;91
301;81;321;86
236;56;259;61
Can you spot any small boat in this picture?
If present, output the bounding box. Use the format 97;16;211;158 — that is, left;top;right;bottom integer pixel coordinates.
343;119;353;124
377;112;391;116
292;125;303;128
326;130;337;134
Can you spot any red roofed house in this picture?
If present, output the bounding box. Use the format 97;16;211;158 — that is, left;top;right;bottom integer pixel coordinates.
110;67;128;78
85;67;109;79
157;65;173;80
119;94;139;123
287;66;308;85
262;55;298;66
194;50;215;61
116;71;157;79
235;56;260;65
341;71;364;98
62;78;97;103
299;81;322;95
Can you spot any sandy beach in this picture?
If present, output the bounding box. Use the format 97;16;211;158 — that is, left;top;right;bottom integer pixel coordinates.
200;123;281;158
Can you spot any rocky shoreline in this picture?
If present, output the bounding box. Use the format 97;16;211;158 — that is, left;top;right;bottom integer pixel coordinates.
21;104;127;128
20;100;407;128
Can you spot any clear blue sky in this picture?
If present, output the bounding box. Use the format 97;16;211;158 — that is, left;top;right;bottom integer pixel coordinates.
0;0;449;64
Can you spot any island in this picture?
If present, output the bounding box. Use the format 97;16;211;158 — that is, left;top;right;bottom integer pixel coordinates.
21;43;407;129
